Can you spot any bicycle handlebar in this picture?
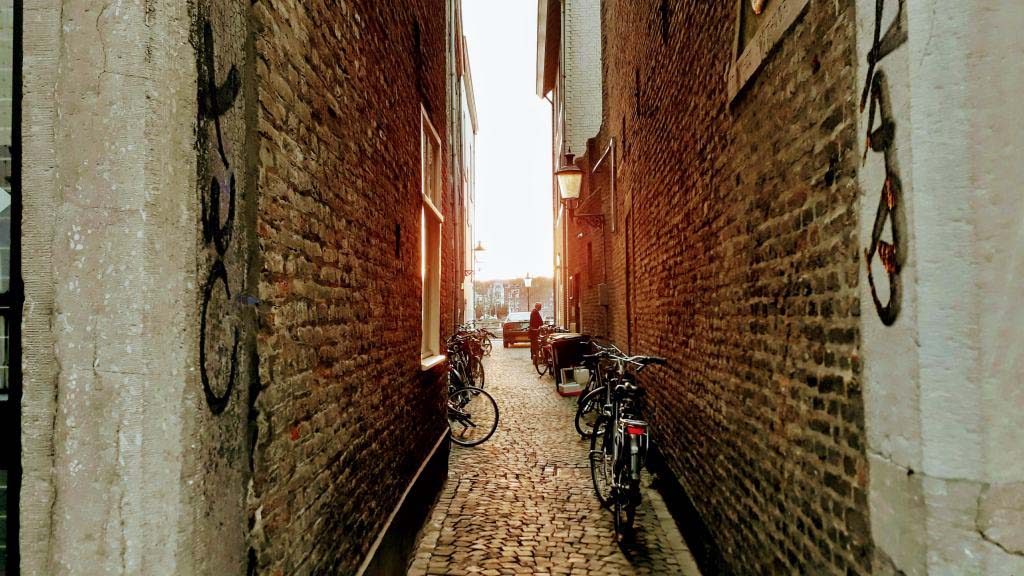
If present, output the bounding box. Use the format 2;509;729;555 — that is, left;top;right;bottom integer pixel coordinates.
580;350;668;370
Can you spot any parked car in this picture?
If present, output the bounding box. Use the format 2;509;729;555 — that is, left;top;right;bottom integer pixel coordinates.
502;312;532;347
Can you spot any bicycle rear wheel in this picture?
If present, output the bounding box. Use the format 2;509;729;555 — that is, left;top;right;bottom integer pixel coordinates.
589;417;613;506
447;386;499;447
613;468;638;541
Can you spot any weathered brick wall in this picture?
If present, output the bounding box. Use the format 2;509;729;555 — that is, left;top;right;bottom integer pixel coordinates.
251;1;453;573
590;1;871;573
575;132;630;349
567;169;609;339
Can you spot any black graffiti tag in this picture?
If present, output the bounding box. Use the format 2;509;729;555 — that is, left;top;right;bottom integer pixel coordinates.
198;20;240;414
861;0;906;326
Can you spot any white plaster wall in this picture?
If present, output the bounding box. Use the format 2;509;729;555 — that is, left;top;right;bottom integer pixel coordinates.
22;1;199;574
859;0;1024;573
854;0;926;571
562;0;601;156
20;1;60;570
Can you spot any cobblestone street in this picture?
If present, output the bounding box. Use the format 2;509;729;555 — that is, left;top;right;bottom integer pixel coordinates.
409;343;702;575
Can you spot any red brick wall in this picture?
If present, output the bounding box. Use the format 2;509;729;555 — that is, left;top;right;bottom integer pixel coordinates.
251;1;455;573
572;1;871;572
566;170;609;338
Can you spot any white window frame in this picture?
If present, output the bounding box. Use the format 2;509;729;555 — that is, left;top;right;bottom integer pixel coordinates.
421;107;444;367
727;0;811;102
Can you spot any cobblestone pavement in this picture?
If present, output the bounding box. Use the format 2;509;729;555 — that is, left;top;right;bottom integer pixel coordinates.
409;344;702;576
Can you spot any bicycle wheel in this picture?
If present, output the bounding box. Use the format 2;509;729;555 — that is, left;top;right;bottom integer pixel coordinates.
589;417;614;506
447;386;499;447
575;387;604;438
468;355;485;388
481;338;493;356
534;351;548;375
613;469;638;540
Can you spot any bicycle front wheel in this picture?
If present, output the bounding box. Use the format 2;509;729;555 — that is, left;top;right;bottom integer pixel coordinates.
534;352;548;376
575;387;604;438
447;386;499;447
589;417;614;506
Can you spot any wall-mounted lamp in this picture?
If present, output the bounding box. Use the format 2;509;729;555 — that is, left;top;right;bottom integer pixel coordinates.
466;241;484;277
556;153;583;204
556;152;603;229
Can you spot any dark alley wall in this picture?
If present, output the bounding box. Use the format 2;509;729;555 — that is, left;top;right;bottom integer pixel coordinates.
585;0;870;573
251;0;453;573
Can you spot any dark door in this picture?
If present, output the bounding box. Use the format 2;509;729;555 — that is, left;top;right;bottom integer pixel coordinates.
625;214;633;354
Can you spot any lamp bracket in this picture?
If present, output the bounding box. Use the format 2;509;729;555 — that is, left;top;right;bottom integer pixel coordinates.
573;213;605;229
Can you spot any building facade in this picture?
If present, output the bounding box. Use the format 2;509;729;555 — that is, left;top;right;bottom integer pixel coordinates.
539;1;1024;574
460;38;479;325
536;0;603;332
14;0;472;573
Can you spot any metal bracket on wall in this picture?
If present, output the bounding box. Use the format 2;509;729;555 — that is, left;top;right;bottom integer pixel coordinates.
573;213;604;229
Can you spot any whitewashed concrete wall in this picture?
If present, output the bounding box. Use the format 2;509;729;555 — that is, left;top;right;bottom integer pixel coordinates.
561;0;602;157
858;1;1024;573
21;1;201;574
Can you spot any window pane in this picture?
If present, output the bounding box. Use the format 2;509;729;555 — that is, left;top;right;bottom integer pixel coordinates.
421;207;429;356
0;185;9;294
0;314;7;400
0;0;11;294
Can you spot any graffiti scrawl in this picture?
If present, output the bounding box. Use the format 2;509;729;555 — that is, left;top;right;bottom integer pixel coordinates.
197;20;241;414
860;0;907;326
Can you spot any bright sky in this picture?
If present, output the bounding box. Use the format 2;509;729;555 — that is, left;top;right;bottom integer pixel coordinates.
464;0;554;281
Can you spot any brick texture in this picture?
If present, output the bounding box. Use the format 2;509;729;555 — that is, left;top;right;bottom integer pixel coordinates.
563;1;871;573
251;1;456;573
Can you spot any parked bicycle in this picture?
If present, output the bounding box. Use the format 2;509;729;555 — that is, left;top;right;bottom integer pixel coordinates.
455;324;496;357
584;348;666;539
445;342;499;447
447;332;486;388
573;341;626;438
446;378;499;447
532;324;568;376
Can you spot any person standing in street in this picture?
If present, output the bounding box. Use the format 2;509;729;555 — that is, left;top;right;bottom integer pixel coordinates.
529;303;543;361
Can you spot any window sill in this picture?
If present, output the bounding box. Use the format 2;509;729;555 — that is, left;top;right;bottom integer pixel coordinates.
420;354;447;372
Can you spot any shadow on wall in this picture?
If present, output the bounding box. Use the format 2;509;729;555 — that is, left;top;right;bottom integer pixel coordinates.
647;447;730;575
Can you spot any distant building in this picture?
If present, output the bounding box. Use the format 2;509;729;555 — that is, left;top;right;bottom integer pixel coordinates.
460;36;479;325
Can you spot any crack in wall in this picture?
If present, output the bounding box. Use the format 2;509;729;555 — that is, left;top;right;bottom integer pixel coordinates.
974;484;1024;558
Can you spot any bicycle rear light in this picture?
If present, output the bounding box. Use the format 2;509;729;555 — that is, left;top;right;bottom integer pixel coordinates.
625;423;647;435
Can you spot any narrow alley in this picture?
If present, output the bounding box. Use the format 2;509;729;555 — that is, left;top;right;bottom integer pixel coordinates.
5;0;1024;574
409;344;701;576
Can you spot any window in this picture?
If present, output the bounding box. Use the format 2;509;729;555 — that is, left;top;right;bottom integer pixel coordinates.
727;0;811;101
421;108;443;361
